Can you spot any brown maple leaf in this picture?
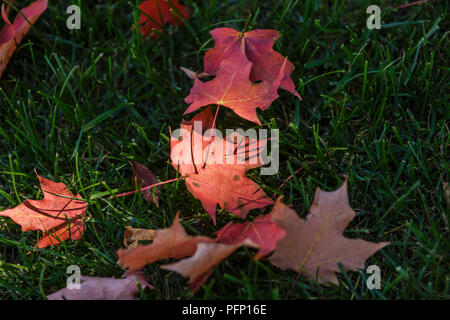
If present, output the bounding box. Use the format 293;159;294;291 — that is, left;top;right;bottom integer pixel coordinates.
137;0;190;38
215;214;286;260
171;107;273;224
161;240;257;291
184;44;286;125
117;213;213;274
268;179;389;284
0;172;87;248
130;160;159;207
202;27;301;100
47;273;152;300
123;226;156;249
0;0;48;78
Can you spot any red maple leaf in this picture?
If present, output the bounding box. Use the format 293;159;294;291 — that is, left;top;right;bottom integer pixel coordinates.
185;42;286;124
171;107;273;224
137;0;191;38
0;172;86;248
202;27;301;100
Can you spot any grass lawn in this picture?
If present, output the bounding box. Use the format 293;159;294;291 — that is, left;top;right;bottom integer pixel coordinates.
0;0;448;300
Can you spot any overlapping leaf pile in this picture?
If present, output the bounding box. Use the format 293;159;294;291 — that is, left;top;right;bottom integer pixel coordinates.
185;28;301;124
0;3;389;299
111;26;388;294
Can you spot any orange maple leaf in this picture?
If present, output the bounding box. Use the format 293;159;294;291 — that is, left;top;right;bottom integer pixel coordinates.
0;172;86;248
171;107;273;224
117;213;214;274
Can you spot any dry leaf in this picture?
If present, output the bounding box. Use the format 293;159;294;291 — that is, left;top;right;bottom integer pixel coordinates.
161;239;257;290
185;45;286;125
0;172;86;248
123;226;156;249
117;213;213;274
47;273;151;300
268;179;389;284
171;107;273;224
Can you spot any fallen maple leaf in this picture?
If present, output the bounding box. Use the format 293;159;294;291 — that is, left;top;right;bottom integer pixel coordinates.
161;239;257;291
185;44;286;125
171;106;214;176
130;160;159;207
215;214;286;260
123;226;156;249
47;273;152;300
171;107;273;224
268;179;389;284
137;0;190;38
0;0;48;78
202;27;301;100
0;172;87;248
117;213;213;274
36;219;85;249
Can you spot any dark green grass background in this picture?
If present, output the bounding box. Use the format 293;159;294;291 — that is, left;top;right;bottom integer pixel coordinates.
0;0;448;299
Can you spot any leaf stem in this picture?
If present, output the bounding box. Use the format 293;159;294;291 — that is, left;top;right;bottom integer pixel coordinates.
211;104;220;130
113;177;183;198
271;161;317;199
396;0;428;9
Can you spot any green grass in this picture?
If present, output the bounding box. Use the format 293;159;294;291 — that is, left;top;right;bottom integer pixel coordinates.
0;0;448;300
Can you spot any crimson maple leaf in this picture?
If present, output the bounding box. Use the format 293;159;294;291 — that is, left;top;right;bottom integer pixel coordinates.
171;107;273;224
185;43;286;125
0;172;86;248
202;27;301;100
137;0;190;38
